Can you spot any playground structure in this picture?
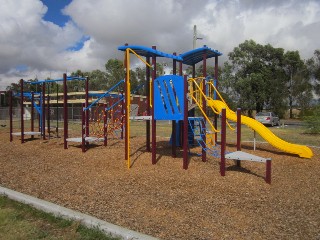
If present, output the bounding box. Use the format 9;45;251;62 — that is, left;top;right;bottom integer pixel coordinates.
8;75;135;152
7;44;314;184
118;44;313;183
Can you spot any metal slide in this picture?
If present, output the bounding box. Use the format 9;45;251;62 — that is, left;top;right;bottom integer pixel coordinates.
207;98;313;159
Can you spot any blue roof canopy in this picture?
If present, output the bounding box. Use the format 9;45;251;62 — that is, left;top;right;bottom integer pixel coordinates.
180;46;222;66
118;45;183;61
26;76;86;85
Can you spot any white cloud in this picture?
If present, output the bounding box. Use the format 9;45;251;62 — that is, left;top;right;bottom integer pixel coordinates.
196;0;320;60
0;0;83;89
0;0;320;90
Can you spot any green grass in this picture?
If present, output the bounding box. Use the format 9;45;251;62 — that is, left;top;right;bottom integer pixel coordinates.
6;117;319;147
225;124;319;147
0;195;120;240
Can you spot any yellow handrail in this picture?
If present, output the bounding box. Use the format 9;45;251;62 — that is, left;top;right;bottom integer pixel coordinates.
206;81;236;131
189;78;235;131
190;94;219;133
189;78;219;115
149;80;152;107
206;81;227;106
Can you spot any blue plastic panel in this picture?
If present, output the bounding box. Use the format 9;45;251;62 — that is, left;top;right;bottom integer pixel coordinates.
154;75;184;121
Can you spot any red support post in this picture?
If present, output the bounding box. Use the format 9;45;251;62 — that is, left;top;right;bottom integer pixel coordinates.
104;103;107;146
151;46;157;165
31;92;34;137
9;90;13;142
42;82;46;140
121;91;124;140
172;52;177;158
20;79;24;144
47;91;50;139
183;75;189;169
202;49;207;162
81;103;86;152
266;160;271;184
179;59;183;148
220;108;226;176
85;76;89;137
38;97;41;132
63;73;68;149
236;108;241;167
146;56;151;152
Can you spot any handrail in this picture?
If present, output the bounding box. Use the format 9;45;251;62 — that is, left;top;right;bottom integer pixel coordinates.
125;48;153;169
206;81;227;106
206;81;236;131
106;82;145;111
190;94;219;133
189;78;235;131
149;80;152;107
84;79;125;111
188;78;219;115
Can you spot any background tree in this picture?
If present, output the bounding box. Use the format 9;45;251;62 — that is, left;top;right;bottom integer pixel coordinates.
228;40;287;117
88;69;106;91
307;49;320;96
283;51;312;118
105;59;125;90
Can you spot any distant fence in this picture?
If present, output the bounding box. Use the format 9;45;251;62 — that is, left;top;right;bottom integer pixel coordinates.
0;106;84;123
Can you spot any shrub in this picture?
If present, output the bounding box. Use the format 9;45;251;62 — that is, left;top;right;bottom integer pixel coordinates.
303;105;320;134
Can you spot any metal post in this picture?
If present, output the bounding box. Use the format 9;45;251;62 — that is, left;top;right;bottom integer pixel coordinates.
214;56;219;143
172;52;177;158
42;82;46;140
85;76;89;137
63;73;68;149
236;108;241;167
104;103;107;146
266;160;271;184
47;85;50;139
31;92;34;139
121;91;124;139
202;49;207;162
9;90;13;142
124;43;129;161
38;97;41;132
20;79;24;144
183;75;189;169
56;83;59;138
152;45;157;165
81;103;86;152
146;56;151;152
220;108;226;176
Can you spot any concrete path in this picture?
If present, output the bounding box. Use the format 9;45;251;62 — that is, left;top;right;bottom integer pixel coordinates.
0;186;159;240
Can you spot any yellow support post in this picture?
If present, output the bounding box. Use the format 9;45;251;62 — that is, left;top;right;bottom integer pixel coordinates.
124;48;153;169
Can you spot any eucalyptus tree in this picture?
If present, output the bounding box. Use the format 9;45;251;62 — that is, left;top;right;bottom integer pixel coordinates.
283;51;312;118
227;40;287;117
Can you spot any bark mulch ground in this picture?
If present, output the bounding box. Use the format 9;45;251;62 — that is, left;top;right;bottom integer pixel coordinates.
0;129;319;240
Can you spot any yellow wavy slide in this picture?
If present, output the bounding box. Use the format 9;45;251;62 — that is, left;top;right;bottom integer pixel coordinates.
207;98;313;159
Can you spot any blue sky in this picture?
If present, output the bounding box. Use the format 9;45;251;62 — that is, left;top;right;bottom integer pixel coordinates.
40;0;87;51
40;0;72;27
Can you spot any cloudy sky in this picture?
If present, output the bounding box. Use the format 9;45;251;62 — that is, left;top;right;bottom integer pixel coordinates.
0;0;319;90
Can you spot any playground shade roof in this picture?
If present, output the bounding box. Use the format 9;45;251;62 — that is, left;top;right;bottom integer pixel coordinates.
118;45;183;61
180;46;223;66
26;76;86;85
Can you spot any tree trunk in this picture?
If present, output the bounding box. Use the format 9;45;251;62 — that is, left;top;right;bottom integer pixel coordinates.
289;71;293;119
289;96;293;119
